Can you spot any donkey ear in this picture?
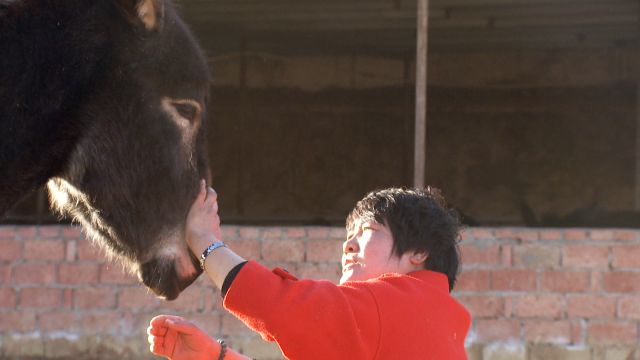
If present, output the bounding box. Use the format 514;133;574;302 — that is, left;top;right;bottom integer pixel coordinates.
116;0;164;31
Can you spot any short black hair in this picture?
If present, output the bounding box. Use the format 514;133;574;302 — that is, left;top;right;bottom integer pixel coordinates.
346;187;462;291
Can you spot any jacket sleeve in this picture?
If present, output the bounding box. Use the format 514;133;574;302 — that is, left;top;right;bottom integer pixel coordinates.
223;260;380;360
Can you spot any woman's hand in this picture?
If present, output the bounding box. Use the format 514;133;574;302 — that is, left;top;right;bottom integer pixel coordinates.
186;180;223;257
148;315;218;360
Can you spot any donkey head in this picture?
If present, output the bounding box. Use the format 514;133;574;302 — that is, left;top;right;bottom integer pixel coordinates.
47;0;210;300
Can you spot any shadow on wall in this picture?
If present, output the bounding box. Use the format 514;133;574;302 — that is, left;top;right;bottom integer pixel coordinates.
520;202;640;228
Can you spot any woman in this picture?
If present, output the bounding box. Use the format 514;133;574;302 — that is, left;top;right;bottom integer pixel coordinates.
148;181;470;359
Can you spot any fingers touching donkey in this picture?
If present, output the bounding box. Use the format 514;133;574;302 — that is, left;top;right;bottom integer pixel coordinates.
186;180;223;256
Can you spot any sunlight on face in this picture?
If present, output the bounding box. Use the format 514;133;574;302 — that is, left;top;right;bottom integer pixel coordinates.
340;220;401;284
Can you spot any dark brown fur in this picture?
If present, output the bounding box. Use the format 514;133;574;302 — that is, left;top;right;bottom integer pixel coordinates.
0;0;211;299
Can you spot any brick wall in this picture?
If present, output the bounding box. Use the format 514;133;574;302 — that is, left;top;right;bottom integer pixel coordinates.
0;225;638;359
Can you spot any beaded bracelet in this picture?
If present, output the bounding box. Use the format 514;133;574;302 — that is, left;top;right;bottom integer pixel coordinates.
216;339;227;360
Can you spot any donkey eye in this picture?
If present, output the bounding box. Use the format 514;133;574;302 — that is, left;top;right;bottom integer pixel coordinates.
173;102;199;122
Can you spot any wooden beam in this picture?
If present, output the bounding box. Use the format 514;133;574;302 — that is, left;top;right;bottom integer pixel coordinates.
431;0;627;6
635;2;640;210
414;0;428;188
444;2;638;19
636;81;640;210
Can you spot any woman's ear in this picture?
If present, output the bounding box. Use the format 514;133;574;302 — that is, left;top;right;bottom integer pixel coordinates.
409;250;428;266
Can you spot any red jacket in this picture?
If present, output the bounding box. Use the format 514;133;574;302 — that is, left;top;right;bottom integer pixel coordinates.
224;260;470;360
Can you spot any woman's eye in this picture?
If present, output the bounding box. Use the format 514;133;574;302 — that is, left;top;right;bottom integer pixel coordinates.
173;102;199;122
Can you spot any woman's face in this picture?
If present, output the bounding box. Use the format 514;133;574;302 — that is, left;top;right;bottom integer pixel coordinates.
340;219;418;284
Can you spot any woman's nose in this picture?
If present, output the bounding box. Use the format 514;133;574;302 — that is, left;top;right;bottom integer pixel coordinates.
343;238;358;253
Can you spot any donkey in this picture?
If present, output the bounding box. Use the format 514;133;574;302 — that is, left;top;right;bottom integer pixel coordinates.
0;0;211;300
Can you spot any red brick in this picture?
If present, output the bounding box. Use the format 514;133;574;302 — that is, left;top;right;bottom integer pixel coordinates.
38;226;61;238
460;244;501;266
470;228;494;240
455;270;491;292
602;272;640;293
262;238;305;262
496;228;538;242
99;264;138;285
618;297;640;319
500;244;513;266
567;295;616;318
221;313;252;336
590;230;614;242
12;263;56;284
523;320;571;344
119;312;144;335
0;288;16;308
20;288;61;308
495;228;518;240
16;226;37;238
570;319;585;344
191;313;222;336
0;240;22;260
611;245;640;269
76;240;103;261
296;262;341;281
329;228;346;238
221;225;239;239
491;269;536;291
613;230;637;242
513;245;560;268
475;319;520;342
62;226;82;239
514;294;565;318
0;226;17;239
591;271;604;292
564;230;588;241
285;227;307;238
159;285;203;313
0;264;10;283
504;297;514;317
540;230;562;241
540;271;590;293
587;321;637;345
0;310;36;331
306;227;331;239
238;227;260;239
226;239;261;260
118;287;160;310
62;288;73;308
74;287;117;309
562;245;609;268
82;312;132;335
24;239;65;261
457;296;504;318
204;286;223;312
261;228;283;239
58;263;99;284
65;240;76;261
38;311;81;332
516;230;540;242
306;238;343;262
